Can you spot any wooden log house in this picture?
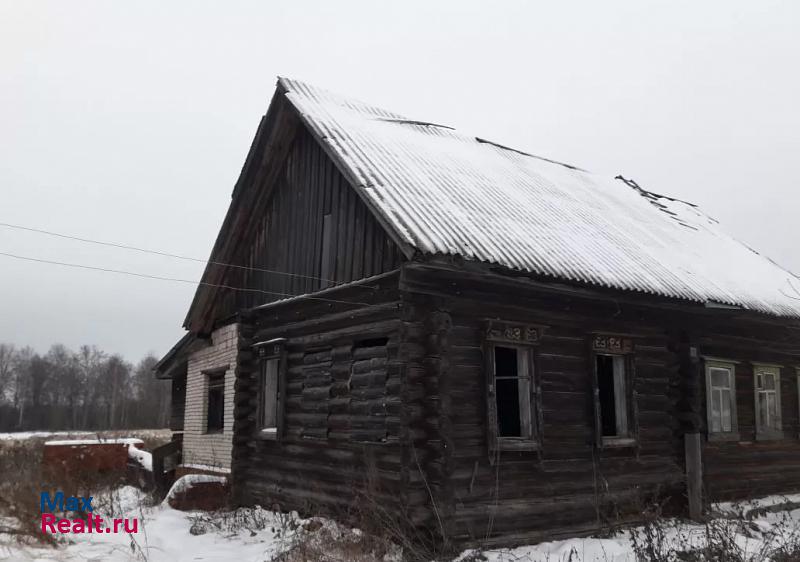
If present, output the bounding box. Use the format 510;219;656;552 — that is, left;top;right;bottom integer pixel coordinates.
154;77;800;546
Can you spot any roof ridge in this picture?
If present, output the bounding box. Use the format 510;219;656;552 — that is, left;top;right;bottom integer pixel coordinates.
280;76;590;175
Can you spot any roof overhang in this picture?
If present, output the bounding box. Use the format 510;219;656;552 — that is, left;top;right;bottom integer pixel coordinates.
153;333;204;380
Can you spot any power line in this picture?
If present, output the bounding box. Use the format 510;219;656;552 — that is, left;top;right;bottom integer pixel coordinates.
0;221;346;287
0;251;369;306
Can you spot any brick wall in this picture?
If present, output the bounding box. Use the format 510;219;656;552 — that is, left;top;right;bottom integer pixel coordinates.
182;323;238;471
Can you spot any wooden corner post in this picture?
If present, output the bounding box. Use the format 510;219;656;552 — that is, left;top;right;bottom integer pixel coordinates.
685;432;703;521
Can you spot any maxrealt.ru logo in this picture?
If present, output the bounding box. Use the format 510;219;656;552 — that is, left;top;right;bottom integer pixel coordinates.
40;492;139;534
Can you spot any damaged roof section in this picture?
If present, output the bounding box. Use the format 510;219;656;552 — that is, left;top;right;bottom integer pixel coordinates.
280;76;800;318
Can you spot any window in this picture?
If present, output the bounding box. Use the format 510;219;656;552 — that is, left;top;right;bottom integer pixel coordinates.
206;372;225;434
754;363;782;439
591;335;635;447
704;360;738;440
797;368;800;437
596;354;629;438
494;346;533;438
485;320;542;453
487;344;538;450
260;357;279;432
255;339;285;440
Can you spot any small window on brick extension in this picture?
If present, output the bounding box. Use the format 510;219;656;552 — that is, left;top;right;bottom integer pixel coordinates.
206;372;225;434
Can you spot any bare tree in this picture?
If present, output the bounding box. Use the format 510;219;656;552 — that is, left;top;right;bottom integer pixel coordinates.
0;344;16;402
77;345;105;430
133;355;169;428
11;346;34;429
0;342;169;431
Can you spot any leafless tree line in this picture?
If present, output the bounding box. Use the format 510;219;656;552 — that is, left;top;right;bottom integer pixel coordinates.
0;343;169;432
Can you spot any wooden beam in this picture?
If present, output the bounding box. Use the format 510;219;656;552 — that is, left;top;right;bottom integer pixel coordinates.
685;432;703;521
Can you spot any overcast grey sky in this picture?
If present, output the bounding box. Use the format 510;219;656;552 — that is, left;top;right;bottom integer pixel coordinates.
1;1;798;361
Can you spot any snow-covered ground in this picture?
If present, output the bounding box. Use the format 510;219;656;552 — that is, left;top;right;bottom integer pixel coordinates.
2;487;800;561
0;487;295;561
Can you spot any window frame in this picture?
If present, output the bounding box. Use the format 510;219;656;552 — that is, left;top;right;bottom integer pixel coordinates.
204;369;227;435
254;339;286;441
704;358;739;442
753;362;783;441
797;368;800;440
591;335;637;449
484;321;543;454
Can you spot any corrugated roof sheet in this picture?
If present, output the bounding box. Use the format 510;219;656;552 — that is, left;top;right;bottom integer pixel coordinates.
279;77;800;318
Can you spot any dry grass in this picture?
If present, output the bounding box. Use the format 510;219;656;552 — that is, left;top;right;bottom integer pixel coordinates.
0;431;165;546
629;499;800;562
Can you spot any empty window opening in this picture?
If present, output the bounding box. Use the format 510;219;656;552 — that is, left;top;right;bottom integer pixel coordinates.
354;337;389;349
494;346;532;438
206;373;225;433
596;354;628;437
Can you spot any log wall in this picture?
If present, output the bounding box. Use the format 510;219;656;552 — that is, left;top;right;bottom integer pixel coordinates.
231;273;417;523
694;325;800;501
400;263;686;545
400;262;800;544
228;259;800;547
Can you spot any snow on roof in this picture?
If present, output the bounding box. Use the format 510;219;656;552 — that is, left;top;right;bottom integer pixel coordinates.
164;474;228;504
44;438;144;446
280;77;800;318
127;442;152;471
0;430;94;441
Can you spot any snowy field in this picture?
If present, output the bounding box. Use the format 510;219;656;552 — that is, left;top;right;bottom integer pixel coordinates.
2;486;800;561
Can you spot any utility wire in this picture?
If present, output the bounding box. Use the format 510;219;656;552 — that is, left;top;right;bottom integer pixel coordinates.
0;221;346;287
0;251;369;306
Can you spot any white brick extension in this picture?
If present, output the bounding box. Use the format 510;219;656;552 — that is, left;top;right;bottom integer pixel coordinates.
182;323;238;471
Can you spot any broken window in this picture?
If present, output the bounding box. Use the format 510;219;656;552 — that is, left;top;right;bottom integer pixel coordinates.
705;360;738;439
595;354;629;438
484;320;541;454
206;372;225;434
488;344;537;449
754;364;781;439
